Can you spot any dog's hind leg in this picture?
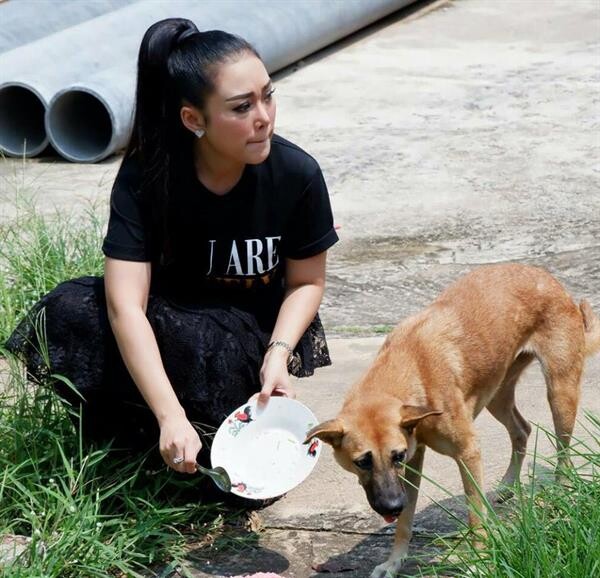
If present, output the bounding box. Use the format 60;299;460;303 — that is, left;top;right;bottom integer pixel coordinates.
486;352;535;499
533;325;584;481
543;362;582;480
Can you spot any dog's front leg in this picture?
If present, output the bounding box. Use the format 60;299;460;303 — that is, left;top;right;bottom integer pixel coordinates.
371;445;426;578
455;440;487;544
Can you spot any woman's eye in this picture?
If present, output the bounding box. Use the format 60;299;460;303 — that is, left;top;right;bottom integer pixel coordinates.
234;102;251;113
265;88;276;101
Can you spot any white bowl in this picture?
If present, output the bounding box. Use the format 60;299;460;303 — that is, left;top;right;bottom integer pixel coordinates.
210;397;322;500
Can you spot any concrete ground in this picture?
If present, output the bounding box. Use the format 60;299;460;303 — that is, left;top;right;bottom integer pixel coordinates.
0;0;599;576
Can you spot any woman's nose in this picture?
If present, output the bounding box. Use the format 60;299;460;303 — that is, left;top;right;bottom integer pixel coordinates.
254;101;270;127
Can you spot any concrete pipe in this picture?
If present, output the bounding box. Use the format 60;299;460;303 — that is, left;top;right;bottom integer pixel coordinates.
0;0;138;54
45;67;136;164
45;0;415;163
0;0;149;158
0;0;138;156
0;81;50;157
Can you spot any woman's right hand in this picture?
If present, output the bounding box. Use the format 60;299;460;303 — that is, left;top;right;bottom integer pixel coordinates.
159;415;203;474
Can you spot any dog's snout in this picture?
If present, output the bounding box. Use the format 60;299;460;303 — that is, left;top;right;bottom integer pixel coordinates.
370;491;406;517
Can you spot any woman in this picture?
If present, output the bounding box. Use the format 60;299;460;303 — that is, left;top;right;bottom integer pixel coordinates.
6;18;338;476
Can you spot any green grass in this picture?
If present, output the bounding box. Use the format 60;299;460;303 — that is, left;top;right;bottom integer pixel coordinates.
407;414;600;578
0;170;234;576
0;356;228;577
0;191;105;344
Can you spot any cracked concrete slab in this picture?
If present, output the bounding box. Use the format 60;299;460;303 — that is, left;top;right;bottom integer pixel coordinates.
0;0;598;577
185;528;441;578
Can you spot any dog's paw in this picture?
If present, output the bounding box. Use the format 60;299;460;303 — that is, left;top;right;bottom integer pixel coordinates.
370;556;406;578
492;484;515;504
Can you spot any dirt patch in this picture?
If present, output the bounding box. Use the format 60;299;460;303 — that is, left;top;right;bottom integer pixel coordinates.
335;236;447;266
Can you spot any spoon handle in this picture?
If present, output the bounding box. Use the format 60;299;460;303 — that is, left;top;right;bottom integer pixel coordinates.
195;462;232;492
195;463;220;477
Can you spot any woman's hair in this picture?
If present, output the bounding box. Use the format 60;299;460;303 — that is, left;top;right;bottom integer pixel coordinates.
123;18;260;264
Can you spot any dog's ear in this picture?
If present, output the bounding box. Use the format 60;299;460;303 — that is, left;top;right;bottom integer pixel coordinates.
400;405;443;433
304;419;344;448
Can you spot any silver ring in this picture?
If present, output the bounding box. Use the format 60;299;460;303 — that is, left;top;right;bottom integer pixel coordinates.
172;456;184;465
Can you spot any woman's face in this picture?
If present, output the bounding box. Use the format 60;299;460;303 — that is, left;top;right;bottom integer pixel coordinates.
192;53;276;166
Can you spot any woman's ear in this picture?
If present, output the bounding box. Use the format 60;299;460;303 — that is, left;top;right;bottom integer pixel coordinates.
180;104;205;134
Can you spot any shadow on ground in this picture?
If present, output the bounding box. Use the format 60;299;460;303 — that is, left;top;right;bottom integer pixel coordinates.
180;486;535;578
179;457;563;578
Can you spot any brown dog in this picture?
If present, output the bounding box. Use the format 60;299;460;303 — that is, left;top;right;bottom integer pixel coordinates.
306;264;600;578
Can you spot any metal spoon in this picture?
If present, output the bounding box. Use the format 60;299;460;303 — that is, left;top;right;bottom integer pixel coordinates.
195;462;232;493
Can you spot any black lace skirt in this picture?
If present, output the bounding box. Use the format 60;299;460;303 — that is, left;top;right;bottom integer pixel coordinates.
5;276;332;451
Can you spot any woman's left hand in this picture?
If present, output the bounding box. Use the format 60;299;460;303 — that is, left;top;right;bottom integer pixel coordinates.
256;347;296;409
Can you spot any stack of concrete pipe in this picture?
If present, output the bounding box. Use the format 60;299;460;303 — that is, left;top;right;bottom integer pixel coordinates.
0;0;414;164
0;0;138;53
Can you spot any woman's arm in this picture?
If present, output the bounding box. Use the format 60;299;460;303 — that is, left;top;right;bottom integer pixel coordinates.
104;257;201;473
257;251;327;407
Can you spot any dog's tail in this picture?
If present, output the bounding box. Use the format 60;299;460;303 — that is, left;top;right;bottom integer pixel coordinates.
580;300;600;357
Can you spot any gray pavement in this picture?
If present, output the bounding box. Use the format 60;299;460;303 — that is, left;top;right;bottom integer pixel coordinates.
0;0;599;576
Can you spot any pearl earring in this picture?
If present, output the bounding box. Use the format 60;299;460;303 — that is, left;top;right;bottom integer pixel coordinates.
194;129;205;138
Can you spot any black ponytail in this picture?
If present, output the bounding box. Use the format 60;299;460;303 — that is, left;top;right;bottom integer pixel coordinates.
123;18;259;264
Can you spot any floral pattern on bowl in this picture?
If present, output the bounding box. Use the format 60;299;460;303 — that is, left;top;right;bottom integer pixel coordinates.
227;405;254;437
231;481;265;497
306;438;319;457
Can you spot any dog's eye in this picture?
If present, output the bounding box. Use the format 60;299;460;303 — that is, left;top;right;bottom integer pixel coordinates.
354;453;373;470
392;450;406;466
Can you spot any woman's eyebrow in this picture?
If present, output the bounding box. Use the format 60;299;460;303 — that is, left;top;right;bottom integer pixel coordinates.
225;80;273;102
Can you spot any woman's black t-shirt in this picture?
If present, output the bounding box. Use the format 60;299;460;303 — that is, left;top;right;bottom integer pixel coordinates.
102;134;338;323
